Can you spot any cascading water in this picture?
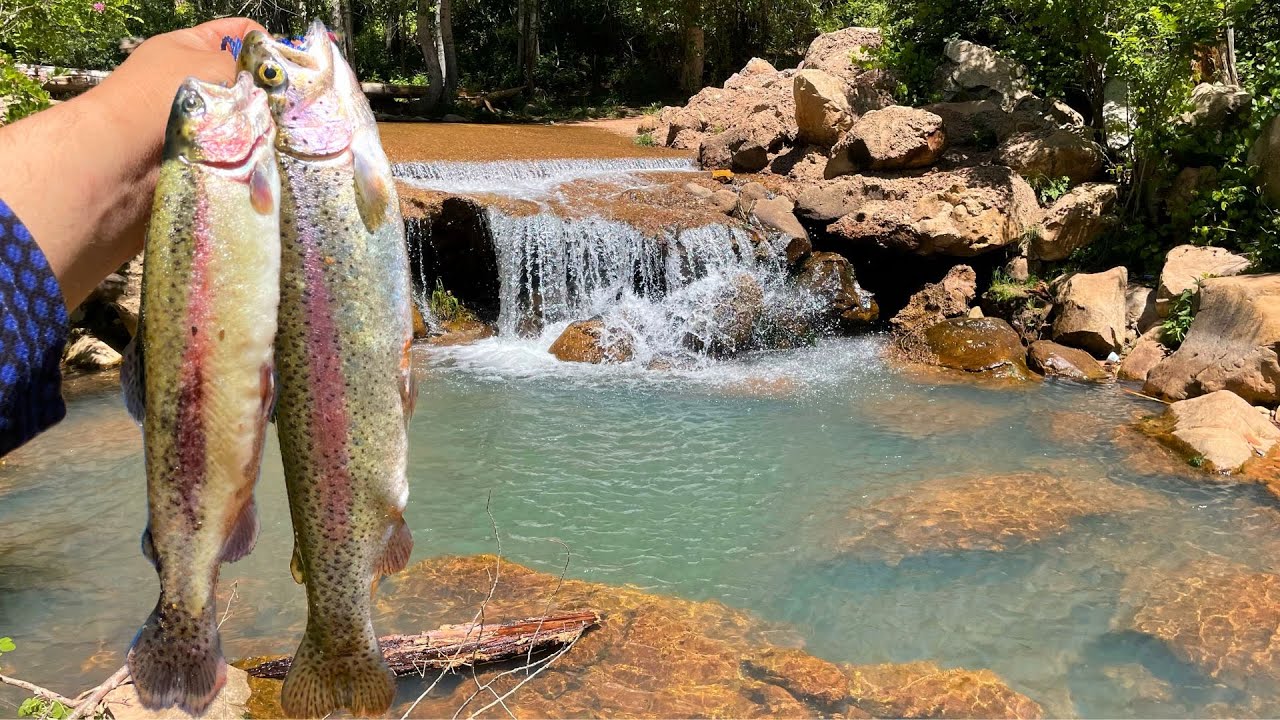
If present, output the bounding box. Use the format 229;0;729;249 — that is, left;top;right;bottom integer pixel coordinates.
397;157;828;366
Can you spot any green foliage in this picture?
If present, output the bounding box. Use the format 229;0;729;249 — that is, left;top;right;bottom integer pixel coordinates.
1189;454;1207;468
1030;175;1072;205
1;0;137;68
18;697;70;720
1160;284;1201;347
429;279;473;322
0;53;51;123
634;132;657;147
985;269;1038;302
0;635;15;653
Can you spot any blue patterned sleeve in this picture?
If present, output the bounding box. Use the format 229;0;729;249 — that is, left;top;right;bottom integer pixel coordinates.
0;199;68;456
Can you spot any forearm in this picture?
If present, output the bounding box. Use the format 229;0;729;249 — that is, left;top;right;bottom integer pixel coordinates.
0;89;158;309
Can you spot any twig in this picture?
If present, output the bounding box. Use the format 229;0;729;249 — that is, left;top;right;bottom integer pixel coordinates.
67;665;129;720
0;674;78;708
464;638;579;719
219;581;240;629
525;539;571;674
1121;387;1171;404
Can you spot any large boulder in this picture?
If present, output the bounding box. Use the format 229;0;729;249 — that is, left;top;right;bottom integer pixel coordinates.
1156;244;1250;317
1181;83;1252;129
793;69;854;148
684;273;765;356
796;252;879;332
1029;183;1119;262
937;40;1033;111
799;26;894;112
1052;267;1128;357
1118;331;1168;383
890;264;977;333
822;166;1040;256
1250;114;1280;207
1162;390;1280;472
548;318;634;364
752;196;811;263
698;108;793;172
998;129;1104;185
656;58;798;154
1103;78;1136;152
922;317;1036;380
1027;340;1109;382
1144;274;1280;405
825;106;946;176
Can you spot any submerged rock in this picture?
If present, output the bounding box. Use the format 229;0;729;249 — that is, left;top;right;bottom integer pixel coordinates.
921;317;1036;381
841;472;1163;561
1027;340;1109;382
1144;274;1280;405
845;661;1043;719
1119;561;1280;691
1161;390;1280;473
684;273;766;357
548;318;634;364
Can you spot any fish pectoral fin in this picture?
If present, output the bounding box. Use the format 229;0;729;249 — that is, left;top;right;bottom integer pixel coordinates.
289;544;305;584
353;142;392;232
121;328;145;425
220;497;260;563
375;517;414;578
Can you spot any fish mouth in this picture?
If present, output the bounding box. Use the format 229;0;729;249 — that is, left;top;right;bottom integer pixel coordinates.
198;129;272;177
280;144;352;163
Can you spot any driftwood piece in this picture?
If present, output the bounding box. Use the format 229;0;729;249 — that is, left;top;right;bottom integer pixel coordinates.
246;610;599;679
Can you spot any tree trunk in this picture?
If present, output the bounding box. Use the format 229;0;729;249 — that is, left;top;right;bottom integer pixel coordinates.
416;0;445;110
679;26;704;96
329;0;355;64
440;0;458;99
517;0;540;91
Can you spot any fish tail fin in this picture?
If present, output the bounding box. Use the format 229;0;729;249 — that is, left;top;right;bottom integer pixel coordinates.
281;621;395;718
127;595;226;714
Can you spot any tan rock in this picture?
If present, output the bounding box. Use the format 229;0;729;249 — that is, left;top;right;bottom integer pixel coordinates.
684;273;765;356
1027;340;1109;382
827;106;945;176
825;166;1040;256
796;252;878;332
548;319;634;364
1144;274;1280;405
1029;183;1118;262
998;129;1104;185
1181;82;1252;128
752;196;811;263
794;69;854;147
709;188;739;214
939;40;1033;112
1117;333;1167;382
1163;390;1280;472
891;264;977;333
800;27;894;113
1155;244;1250;317
656;58;797;153
925;100;1016;148
922;317;1036;380
698;109;792;172
1125;285;1159;336
845;660;1043;719
1052;267;1127;356
742;647;852;712
106;666;251;720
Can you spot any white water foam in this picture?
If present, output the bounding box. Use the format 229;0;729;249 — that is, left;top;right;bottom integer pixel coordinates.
394;157;696;198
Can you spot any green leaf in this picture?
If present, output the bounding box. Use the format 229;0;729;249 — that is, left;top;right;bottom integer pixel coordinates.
0;636;16;652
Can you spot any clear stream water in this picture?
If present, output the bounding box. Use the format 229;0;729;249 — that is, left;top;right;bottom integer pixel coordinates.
3;142;1280;718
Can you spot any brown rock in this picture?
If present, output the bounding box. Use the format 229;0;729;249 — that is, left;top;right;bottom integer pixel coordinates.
1144;274;1280;405
1155;244;1250;317
742;647;851;712
827;106;946;176
890;265;978;333
921;317;1036;380
1052;267;1128;356
793;69;854;147
426;317;496;347
1181;82;1252;128
796;252;878;332
1027;340;1109;382
1029;183;1118;262
1121;561;1280;690
800;27;894;114
938;40;1033;112
1125;285;1159;336
841;473;1161;560
684;273;765;357
1162;390;1280;472
845;661;1043;719
925;100;1016;148
752;196;811;263
657;58;797;155
998;129;1104;185
1117;333;1167;382
825;166;1040;257
1251;114;1280;207
548;319;634;364
698;109;792;172
710;188;739;214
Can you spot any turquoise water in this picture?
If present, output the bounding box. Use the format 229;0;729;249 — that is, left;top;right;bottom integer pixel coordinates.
2;335;1279;717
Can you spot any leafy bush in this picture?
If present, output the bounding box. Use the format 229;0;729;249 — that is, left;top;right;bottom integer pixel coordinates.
428;279;474;323
1160;284;1200;347
0;53;50;123
1030;175;1072;205
634;132;657;147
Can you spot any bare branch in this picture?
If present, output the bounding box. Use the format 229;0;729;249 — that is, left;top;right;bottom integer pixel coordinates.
0;674;77;708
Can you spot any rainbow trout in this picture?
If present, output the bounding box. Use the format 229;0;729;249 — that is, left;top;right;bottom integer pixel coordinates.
238;21;415;718
122;73;280;714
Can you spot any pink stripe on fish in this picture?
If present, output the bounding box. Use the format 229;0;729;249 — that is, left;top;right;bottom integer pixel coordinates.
298;226;353;542
175;179;216;526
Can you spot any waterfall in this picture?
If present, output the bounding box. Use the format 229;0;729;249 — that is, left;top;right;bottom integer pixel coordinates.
394;157;696;197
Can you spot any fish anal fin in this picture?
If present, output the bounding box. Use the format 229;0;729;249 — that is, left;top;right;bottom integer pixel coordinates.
121;330;145;425
375;517;413;578
353;144;391;231
128;595;227;714
220;497;259;563
280;622;394;718
289;544;305;584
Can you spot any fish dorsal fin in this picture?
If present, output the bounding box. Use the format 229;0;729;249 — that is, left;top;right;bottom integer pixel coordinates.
352;139;392;232
121;326;145;425
375;517;413;578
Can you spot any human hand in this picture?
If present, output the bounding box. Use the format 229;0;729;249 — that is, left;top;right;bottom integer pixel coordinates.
0;17;267;308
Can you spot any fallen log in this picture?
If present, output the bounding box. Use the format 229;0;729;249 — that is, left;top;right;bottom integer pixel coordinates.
245;610;599;679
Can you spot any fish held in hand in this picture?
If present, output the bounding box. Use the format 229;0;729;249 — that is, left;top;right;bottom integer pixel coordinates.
122;72;280;715
238;20;414;719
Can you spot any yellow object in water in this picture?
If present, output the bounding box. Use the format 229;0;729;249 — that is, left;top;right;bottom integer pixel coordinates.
712;169;735;183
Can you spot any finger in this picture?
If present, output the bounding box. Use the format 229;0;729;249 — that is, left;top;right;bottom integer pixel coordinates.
187;17;270;49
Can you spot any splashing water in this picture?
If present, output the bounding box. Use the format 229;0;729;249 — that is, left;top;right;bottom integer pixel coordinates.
394;157;696;197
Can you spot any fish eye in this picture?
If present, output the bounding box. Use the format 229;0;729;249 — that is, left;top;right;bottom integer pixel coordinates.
257;62;286;88
180;91;205;116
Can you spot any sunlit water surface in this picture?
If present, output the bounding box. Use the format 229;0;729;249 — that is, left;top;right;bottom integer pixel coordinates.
3;336;1279;717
